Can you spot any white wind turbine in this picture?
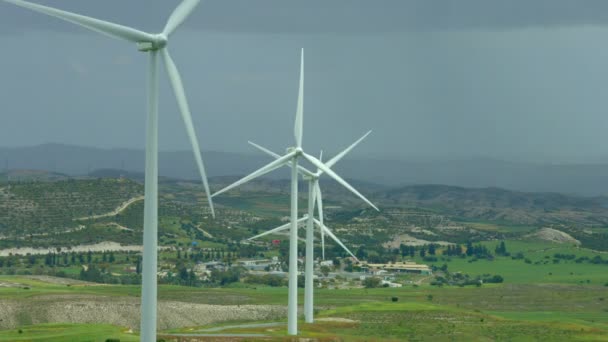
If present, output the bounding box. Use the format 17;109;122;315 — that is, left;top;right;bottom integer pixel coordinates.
247;132;372;323
212;49;378;334
2;1;214;340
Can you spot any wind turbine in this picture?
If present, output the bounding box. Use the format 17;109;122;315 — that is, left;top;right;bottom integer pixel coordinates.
212;49;378;334
247;132;372;323
2;1;214;340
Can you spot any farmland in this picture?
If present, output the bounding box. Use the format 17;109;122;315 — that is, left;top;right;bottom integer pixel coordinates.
1;176;608;340
0;275;606;341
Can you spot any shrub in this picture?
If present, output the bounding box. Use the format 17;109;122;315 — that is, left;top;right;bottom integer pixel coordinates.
391;297;399;302
105;339;120;342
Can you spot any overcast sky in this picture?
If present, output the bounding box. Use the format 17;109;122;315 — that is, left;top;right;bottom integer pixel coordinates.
2;0;608;162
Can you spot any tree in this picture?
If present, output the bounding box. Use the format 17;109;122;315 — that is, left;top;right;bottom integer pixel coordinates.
344;258;353;272
178;266;189;282
466;241;474;257
495;241;508;256
135;257;141;275
428;244;436;255
419;248;426;258
363;277;381;288
356;246;368;260
87;251;92;263
320;265;331;277
109;253;115;263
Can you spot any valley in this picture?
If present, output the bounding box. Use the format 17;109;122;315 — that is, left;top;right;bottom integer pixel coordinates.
0;172;607;341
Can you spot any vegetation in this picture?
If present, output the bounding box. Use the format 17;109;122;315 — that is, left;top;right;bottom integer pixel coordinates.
2;176;608;340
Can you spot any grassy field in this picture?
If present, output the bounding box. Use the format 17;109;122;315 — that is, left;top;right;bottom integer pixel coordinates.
1;274;607;341
0;324;138;342
160;286;608;341
402;239;608;285
1;239;607;340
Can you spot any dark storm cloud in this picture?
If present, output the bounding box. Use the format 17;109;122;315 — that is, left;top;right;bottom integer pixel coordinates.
1;0;608;35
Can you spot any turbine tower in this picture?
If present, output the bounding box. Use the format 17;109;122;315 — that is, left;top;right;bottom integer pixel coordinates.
2;1;214;340
212;49;378;334
248;131;373;323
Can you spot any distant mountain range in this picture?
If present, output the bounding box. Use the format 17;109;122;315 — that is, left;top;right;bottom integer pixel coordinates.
3;143;608;196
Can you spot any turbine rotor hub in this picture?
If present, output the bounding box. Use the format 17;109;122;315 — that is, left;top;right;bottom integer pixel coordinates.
137;34;168;52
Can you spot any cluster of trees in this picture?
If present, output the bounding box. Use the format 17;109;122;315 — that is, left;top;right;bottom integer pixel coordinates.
465;241;493;259
443;244;464;257
396;243;440;258
565;230;608;252
245;274;286;287
0;250;130;269
431;270;504;287
79;264;140;284
208;267;245;286
573;255;608;265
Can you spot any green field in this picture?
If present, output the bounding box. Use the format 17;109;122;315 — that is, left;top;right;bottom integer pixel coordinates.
0;324;138;342
1;271;607;341
410;240;608;284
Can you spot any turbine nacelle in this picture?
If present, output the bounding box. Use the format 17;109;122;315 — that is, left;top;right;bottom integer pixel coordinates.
137;34;168;52
286;146;304;156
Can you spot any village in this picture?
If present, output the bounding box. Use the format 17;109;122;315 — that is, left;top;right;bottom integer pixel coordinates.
154;248;434;289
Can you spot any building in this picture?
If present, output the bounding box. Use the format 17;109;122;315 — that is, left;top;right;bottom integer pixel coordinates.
319;260;334;267
362;261;432;275
238;259;280;271
381;280;403;288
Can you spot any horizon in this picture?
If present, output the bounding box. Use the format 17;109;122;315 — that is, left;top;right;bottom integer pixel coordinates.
3;142;608;165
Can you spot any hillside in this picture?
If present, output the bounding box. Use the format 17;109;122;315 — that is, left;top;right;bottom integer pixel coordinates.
2;174;608;251
0;178;142;237
8;143;608;195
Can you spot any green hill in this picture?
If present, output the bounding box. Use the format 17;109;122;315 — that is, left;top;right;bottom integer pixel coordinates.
0;178;142;236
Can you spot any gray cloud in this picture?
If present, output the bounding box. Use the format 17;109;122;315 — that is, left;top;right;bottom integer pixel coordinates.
2;1;608;166
1;0;608;35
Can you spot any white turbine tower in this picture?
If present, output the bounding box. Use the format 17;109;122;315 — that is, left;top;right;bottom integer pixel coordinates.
2;1;214;340
212;49;378;334
247;131;372;323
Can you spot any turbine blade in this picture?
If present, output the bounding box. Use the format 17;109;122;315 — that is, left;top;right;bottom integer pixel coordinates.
315;181;325;259
314;219;359;262
212;150;296;198
2;0;154;42
319;150;323;162
248;141;281;159
294;48;304;148
315;182;324;226
325;131;372;169
248;215;308;240
302;152;379;211
248;141;316;178
163;0;200;36
162;49;214;217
